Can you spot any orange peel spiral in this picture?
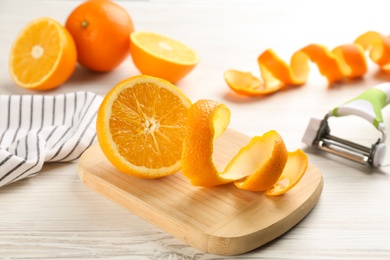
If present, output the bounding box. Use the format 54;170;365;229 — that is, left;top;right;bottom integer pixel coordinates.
181;99;308;195
224;31;390;96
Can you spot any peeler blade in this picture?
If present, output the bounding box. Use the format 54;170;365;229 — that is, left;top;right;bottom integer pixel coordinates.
302;84;390;167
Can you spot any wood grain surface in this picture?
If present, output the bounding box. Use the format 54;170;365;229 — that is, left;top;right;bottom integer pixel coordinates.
78;128;323;255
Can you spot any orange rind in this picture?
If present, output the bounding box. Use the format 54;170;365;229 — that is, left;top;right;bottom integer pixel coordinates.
225;31;390;96
228;131;288;192
181;99;308;195
181;100;234;186
224;69;282;96
265;149;308;196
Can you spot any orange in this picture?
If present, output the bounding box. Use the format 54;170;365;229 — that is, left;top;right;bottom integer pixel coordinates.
9;17;77;90
96;75;192;178
181;99;307;194
65;0;134;72
130;31;199;83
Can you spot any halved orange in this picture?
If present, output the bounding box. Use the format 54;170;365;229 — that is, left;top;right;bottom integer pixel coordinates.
96;75;192;178
9;17;77;90
130;31;199;83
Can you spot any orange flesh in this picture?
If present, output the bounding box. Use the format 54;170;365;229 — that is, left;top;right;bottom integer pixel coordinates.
9;17;77;90
134;32;198;64
11;20;60;84
110;83;188;168
96;75;192;179
130;31;199;83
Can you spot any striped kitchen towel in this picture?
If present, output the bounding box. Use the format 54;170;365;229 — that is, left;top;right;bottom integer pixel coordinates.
0;92;103;188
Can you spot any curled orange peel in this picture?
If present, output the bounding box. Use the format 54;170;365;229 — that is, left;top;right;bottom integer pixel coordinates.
181;99;308;195
225;31;390;96
265;150;308;196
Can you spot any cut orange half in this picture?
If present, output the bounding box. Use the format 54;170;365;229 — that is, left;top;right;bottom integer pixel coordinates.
9;17;77;90
130;31;199;83
96;75;192;178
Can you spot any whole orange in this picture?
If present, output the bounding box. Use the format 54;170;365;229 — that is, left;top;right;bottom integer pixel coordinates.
65;0;134;72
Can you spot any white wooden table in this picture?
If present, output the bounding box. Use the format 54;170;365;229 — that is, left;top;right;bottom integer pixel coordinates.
1;0;390;259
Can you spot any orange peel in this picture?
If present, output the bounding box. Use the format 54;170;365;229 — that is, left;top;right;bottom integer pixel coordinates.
181;99;308;195
265;149;308;196
225;31;390;96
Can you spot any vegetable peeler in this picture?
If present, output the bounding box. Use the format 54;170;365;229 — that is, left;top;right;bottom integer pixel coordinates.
302;83;390;167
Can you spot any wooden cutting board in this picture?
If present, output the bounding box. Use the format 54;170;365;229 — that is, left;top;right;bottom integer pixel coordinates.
78;128;323;256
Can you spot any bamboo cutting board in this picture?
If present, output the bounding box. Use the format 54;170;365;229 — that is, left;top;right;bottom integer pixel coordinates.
78;128;323;255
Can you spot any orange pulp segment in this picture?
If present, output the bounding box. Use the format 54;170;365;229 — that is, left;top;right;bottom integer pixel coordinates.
130;31;199;83
181;99;307;195
9;17;77;90
96;75;192;178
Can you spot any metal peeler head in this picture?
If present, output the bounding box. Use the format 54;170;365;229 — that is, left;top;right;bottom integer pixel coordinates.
302;113;386;167
302;84;390;167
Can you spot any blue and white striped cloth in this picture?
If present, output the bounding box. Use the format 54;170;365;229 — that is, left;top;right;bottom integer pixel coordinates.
0;92;102;188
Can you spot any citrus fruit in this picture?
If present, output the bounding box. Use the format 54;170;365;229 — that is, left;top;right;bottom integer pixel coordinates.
96;75;192;178
65;0;134;72
130;31;199;83
9;17;77;90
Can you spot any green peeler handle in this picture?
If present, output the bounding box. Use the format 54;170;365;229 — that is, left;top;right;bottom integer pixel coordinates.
332;83;390;130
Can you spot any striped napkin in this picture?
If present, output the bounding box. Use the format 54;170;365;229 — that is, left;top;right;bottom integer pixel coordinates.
0;92;102;188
